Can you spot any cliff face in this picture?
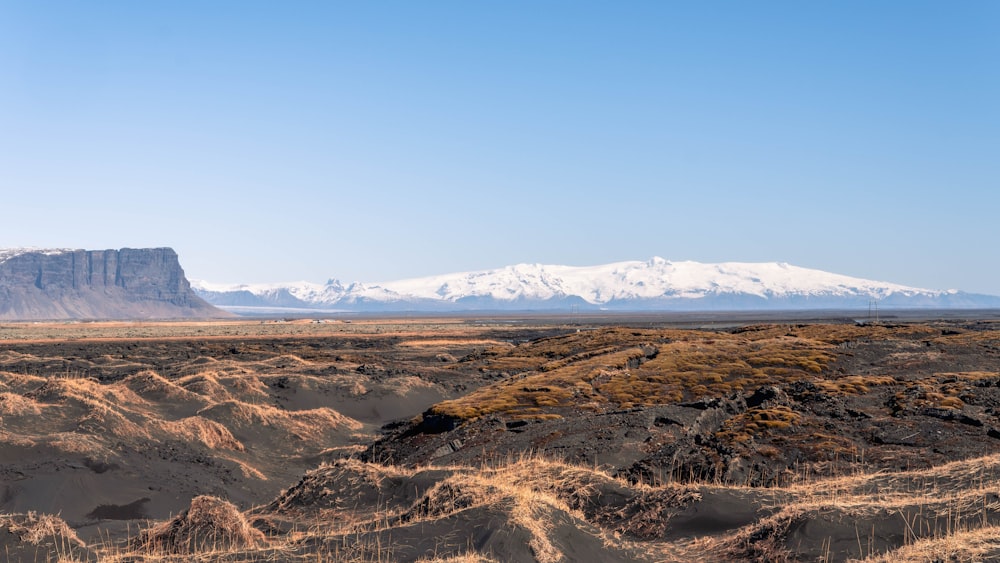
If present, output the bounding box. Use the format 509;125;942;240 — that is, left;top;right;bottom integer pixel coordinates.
0;248;229;320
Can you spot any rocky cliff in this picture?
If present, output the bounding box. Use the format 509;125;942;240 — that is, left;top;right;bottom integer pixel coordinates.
0;248;229;320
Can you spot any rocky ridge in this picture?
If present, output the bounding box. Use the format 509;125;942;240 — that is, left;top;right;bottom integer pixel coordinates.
0;247;225;320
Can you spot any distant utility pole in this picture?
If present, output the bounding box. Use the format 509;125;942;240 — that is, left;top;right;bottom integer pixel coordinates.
868;298;879;323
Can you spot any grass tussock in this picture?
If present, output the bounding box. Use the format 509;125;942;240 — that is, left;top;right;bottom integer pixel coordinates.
936;370;1000;382
2;511;84;548
177;371;236;402
122;370;204;404
256;354;315;368
716;406;802;442
132;495;265;555
0;371;46;390
814;375;896;395
0;391;44;416
162;416;245;451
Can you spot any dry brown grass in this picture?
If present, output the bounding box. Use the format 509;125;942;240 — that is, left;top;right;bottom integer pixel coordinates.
398;338;508;348
5;320;1000;561
686;451;1000;561
122;370;205;404
431;326;842;421
814;375;897;395
396;456;655;563
857;524;1000;562
416;554;501;563
936;370;1000;382
931;330;1000;347
777;323;939;345
199;400;363;440
715;405;803;442
162;416;245;451
256;354;315;368
17;451;1000;562
2;511;84;548
42;432;109;457
266;454;679;561
0;360;369;498
132;495;265;555
0;391;44;416
176;371;237;402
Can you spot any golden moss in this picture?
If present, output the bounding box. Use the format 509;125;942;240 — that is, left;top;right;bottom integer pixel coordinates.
432;323;997;424
715;406;803;443
815;375;896;396
433;326;846;422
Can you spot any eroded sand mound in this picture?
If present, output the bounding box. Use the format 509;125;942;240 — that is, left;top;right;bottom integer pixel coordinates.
252;453;1000;562
10;320;1000;561
258;457;685;562
10;452;1000;561
0;324;501;552
132;495;265;554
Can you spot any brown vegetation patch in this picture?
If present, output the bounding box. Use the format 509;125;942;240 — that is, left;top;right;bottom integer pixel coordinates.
430;326;841;421
0;391;44;416
199;401;363;442
398;339;508;348
122;370;204;404
716;406;802;442
814;374;896;395
9;319;1000;561
162;416;245;451
2;511;84;548
132;495;265;554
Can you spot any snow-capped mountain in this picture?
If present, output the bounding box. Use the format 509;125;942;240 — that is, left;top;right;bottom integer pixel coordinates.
0;248;75;263
191;258;1000;313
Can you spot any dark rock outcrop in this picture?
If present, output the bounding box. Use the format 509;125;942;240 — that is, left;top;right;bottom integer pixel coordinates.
0;248;228;320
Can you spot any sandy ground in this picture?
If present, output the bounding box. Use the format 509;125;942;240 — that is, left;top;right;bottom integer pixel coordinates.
3;317;1000;561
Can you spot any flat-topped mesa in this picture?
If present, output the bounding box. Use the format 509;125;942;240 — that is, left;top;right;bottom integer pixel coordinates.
0;248;228;320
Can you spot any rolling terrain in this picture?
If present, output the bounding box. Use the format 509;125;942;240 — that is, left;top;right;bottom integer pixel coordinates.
1;318;1000;560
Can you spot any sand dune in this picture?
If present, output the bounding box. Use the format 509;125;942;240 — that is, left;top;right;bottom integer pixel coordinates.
4;319;1000;561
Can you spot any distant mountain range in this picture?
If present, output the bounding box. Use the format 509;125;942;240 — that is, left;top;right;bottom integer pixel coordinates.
192;258;1000;313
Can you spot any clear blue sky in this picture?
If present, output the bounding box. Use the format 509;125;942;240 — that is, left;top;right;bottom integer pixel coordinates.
2;2;998;293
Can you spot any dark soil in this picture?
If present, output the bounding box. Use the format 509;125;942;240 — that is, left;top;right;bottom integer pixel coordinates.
5;317;1000;561
365;320;1000;486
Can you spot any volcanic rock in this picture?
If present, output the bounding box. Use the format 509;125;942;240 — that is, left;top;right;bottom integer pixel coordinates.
0;247;227;320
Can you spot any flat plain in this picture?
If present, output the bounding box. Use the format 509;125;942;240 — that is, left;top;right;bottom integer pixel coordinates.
2;315;1000;561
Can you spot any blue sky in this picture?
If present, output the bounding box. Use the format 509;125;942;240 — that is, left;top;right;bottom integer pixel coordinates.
2;2;998;293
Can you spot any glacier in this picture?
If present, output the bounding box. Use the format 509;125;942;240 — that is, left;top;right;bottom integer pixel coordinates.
191;258;1000;313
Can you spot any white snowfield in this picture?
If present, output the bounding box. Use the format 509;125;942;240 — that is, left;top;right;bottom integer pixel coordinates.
192;257;954;306
192;279;333;302
0;248;75;264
